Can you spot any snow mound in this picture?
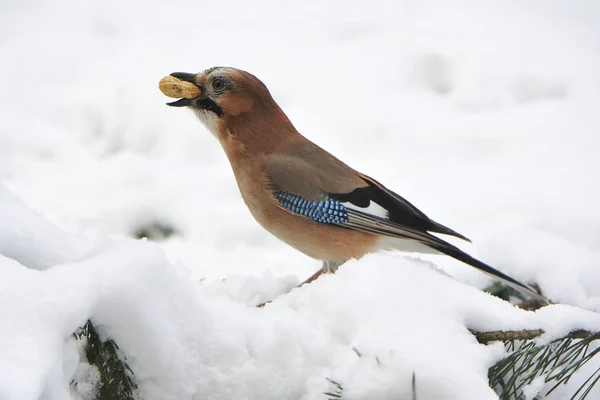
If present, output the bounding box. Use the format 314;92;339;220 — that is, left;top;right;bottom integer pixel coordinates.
1;184;599;399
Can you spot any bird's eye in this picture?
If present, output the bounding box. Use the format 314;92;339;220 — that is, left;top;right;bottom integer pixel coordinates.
212;77;226;91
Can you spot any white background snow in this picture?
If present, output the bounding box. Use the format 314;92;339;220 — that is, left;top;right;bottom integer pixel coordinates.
1;0;600;399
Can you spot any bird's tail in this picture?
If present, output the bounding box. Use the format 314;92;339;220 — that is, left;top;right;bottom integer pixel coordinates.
345;207;548;303
427;243;549;304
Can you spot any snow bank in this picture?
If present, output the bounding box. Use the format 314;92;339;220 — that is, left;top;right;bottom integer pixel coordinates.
1;184;600;399
0;184;95;270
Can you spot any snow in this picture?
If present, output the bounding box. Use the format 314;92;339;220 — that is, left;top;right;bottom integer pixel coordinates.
1;0;600;399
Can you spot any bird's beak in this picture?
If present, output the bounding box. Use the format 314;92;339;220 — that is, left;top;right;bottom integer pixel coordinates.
164;72;204;107
170;72;197;82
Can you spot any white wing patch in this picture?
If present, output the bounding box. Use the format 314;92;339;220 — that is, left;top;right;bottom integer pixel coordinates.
343;200;389;219
376;236;439;254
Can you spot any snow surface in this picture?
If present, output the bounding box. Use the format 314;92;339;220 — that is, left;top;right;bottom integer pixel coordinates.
1;0;600;399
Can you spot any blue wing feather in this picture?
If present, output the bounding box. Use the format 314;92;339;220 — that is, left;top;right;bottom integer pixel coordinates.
274;190;349;224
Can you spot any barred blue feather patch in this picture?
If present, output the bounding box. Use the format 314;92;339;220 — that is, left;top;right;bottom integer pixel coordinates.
274;190;349;224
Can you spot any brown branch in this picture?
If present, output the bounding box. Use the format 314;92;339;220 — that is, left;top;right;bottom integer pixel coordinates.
473;329;593;344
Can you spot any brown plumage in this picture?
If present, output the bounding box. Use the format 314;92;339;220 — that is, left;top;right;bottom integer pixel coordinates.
162;67;547;302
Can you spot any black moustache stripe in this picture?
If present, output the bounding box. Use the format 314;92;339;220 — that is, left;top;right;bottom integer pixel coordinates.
195;98;224;117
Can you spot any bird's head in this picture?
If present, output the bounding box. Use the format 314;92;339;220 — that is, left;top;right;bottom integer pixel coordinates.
161;67;296;151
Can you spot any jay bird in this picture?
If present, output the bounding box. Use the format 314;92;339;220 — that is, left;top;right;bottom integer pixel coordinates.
161;66;546;303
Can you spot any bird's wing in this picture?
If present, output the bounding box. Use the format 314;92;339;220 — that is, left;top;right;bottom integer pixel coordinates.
265;142;468;240
264;144;547;303
264;144;369;202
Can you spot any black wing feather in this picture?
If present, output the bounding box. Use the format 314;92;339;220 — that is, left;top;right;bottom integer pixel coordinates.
332;176;471;242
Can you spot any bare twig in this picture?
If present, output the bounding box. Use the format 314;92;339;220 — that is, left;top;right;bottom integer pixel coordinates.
473;329;593;345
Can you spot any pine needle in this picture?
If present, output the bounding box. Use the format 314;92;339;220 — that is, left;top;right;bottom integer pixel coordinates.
489;333;600;399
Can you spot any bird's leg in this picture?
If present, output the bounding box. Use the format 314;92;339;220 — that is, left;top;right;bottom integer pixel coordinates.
299;268;323;286
298;260;342;286
256;260;343;308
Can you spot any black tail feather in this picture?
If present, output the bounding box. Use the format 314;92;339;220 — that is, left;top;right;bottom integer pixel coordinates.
428;243;548;304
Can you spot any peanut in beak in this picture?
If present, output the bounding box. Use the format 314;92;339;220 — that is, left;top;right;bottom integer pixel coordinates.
159;76;201;99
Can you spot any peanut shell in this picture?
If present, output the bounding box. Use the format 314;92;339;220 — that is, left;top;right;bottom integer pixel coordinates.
159;76;201;99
